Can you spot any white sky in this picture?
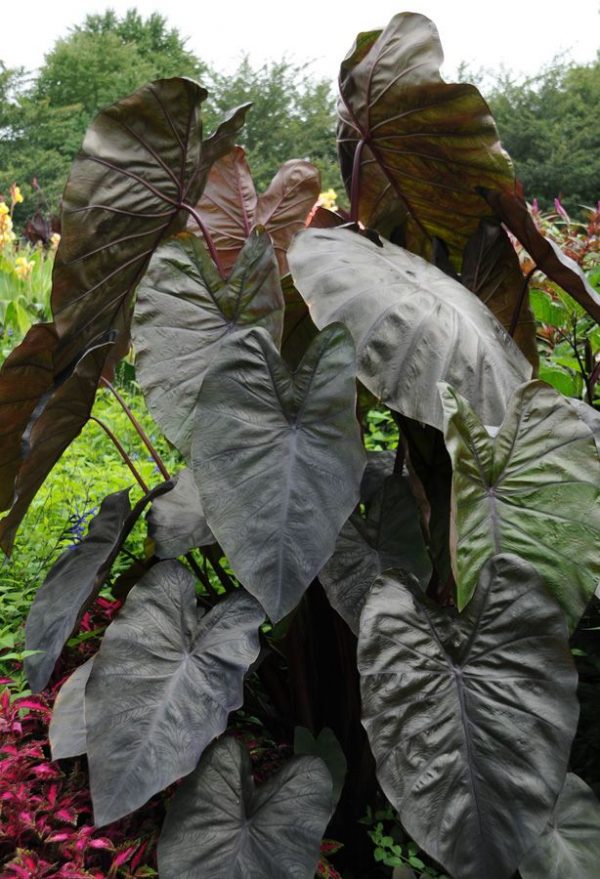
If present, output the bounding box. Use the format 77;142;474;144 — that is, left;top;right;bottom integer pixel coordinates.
2;1;598;85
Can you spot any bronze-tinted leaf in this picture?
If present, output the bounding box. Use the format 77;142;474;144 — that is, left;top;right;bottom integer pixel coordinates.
0;343;109;555
133;229;283;459
193;148;320;276
338;13;514;258
0;78;247;551
53;78;250;357
157;736;332;879
482;186;600;323
188;146;257;276
461;219;538;369
280;273;318;369
358;554;579;879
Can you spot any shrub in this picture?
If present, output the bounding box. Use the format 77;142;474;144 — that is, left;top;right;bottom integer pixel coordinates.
1;11;599;879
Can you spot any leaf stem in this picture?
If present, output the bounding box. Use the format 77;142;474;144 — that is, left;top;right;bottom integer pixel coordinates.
89;416;149;493
180;202;226;279
350;138;366;223
100;377;171;481
509;265;537;338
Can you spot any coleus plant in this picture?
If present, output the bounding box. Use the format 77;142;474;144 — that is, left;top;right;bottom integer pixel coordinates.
1;11;600;879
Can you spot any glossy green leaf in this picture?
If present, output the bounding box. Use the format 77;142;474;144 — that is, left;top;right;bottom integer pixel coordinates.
519;773;600;879
148;468;213;558
133;229;283;458
288;227;531;431
157;736;333;879
192;324;365;622
320;474;431;635
358;554;579;879
49;658;94;760
440;381;600;628
338;13;514;258
85;561;264;825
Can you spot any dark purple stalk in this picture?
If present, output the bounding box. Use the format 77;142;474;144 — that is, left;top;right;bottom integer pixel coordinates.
181;202;226;279
509;265;537;338
90;416;149;493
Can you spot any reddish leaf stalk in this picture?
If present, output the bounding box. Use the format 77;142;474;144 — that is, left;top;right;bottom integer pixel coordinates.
181;202;226;279
89;416;149;493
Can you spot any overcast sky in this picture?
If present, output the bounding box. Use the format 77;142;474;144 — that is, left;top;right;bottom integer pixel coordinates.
3;1;599;84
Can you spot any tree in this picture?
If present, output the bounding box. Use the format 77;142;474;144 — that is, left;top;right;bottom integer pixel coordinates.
205;56;340;194
485;56;600;211
0;9;207;213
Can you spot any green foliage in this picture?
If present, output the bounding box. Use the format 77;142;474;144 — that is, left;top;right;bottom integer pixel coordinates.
204;56;340;193
486;57;600;211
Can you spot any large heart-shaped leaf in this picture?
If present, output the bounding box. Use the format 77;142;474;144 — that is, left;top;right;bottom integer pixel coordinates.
337;13;514;257
440;381;600;628
157;736;332;879
53;78;250;355
85;561;264;825
0;79;248;551
288;227;531;431
519;773;600;879
358;554;579;879
193;147;320;276
320;474;431;635
148;468;213;558
192;324;366;622
25;484;166;692
294;726;347;807
461;219;538;369
49;658;94;760
280;273;318;369
133;229;283;458
483;186;600;323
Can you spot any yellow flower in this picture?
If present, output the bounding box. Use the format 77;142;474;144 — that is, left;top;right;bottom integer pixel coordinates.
0;208;15;247
50;232;61;250
14;256;35;280
10;183;23;205
0;201;9;216
318;189;338;211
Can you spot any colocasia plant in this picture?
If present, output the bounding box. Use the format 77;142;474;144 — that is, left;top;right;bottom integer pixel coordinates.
2;12;600;879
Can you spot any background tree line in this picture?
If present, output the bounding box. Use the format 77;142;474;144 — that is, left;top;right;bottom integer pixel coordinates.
0;7;598;224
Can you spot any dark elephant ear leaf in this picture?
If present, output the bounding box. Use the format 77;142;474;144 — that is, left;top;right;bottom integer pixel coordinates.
0;323;58;512
320;474;431;635
192;324;366;622
255;159;320;275
358;554;579;879
85;561;264;825
280;273;318;369
461;219;538;369
288;227;531;432
482;186;600;323
0;342;110;556
519;773;600;879
52;78;250;356
157;736;333;879
440;380;600;629
338;12;514;258
49;658;94;760
0;80;248;553
148;468;213;557
25;483;166;692
190;145;258;276
133;229;283;459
